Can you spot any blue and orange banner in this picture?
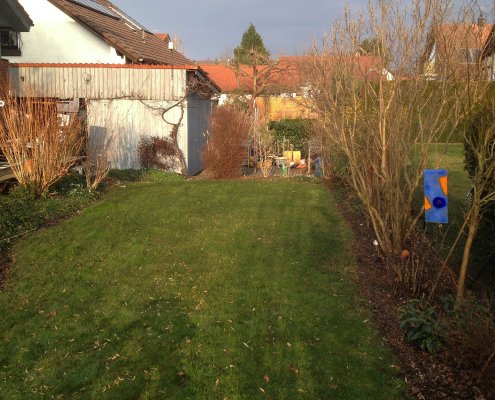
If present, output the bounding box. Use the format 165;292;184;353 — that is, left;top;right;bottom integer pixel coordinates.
424;169;448;223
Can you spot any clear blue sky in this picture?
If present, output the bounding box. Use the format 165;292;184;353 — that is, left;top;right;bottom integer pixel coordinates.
111;0;493;61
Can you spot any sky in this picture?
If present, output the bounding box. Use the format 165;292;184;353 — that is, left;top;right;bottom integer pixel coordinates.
110;0;493;61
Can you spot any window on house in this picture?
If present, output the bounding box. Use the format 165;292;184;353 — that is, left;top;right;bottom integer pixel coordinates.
1;31;21;56
459;48;481;64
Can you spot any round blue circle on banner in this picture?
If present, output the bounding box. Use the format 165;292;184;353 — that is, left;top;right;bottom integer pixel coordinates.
433;197;447;209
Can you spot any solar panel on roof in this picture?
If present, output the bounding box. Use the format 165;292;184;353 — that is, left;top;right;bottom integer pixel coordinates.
108;6;152;33
67;0;119;19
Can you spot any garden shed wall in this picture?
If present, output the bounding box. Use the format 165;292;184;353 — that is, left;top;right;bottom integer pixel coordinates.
7;64;210;174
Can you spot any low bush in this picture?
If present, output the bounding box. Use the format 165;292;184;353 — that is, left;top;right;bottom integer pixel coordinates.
399;296;444;353
108;169;146;182
138;136;178;171
0;176;97;252
400;294;495;384
202;105;251;179
0;95;85;197
440;295;495;381
269;119;310;151
108;169;184;183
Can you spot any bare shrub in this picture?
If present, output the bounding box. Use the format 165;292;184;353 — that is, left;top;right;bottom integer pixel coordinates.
83;133;110;190
299;0;487;291
138;136;178;171
0;93;84;197
202;105;251;179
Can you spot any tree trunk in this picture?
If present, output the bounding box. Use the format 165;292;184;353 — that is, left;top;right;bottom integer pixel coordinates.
456;208;479;303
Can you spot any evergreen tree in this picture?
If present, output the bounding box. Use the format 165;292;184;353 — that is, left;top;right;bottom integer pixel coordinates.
357;37;383;55
234;23;270;64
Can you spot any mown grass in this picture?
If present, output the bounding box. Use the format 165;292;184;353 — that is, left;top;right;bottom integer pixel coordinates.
420;143;471;265
0;178;402;399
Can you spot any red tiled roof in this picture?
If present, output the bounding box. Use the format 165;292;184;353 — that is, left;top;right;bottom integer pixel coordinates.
279;54;388;82
47;0;191;65
200;55;389;94
433;23;493;50
198;64;250;93
423;22;494;77
199;61;303;94
155;33;170;42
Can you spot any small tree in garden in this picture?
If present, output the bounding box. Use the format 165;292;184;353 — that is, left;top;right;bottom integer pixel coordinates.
231;25;283;176
0;93;85;197
202;105;251;179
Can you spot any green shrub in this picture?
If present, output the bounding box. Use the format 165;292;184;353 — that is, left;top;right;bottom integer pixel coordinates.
400;292;495;383
108;169;145;182
108;169;184;183
399;297;444;353
269;119;310;151
140;170;185;183
0;183;97;252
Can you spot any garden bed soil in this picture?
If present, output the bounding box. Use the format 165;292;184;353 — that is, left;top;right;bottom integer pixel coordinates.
333;180;494;400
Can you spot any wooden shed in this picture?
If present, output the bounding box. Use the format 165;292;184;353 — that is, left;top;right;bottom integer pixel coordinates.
8;63;218;175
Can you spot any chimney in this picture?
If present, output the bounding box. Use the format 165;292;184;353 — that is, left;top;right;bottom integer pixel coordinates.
478;12;486;29
168;41;174;50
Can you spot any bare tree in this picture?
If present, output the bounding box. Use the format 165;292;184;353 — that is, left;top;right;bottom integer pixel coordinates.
299;0;488;288
228;49;289;175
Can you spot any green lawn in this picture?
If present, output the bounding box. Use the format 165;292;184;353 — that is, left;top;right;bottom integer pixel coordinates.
0;178;402;399
421;144;471;263
425;143;470;224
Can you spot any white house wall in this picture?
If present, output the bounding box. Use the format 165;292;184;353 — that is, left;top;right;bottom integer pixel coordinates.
88;99;188;170
6;0;125;64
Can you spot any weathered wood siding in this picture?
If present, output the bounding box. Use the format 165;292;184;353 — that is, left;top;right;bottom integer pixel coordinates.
8;65;187;100
88;99;188;170
6;65;209;174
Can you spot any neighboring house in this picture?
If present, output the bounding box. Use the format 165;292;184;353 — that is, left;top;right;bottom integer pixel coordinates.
481;25;495;80
0;0;32;179
422;16;492;80
280;54;394;84
2;0;190;65
200;54;393;121
0;0;33;92
3;0;219;175
199;61;314;121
